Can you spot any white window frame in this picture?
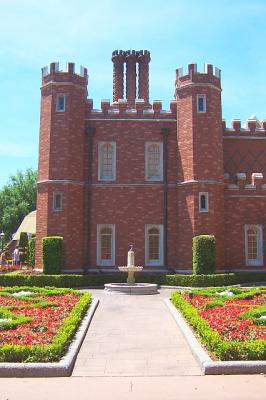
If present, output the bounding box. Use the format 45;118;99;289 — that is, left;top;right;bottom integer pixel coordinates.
56;94;66;112
145;142;163;181
98;142;116;181
199;192;209;212
97;224;115;266
145;224;164;266
52;191;63;212
197;94;206;113
244;225;263;267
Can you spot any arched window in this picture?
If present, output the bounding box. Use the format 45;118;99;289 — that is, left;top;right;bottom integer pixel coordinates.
98;142;116;180
199;192;209;212
146;142;163;181
97;225;115;266
245;225;263;266
145;225;163;266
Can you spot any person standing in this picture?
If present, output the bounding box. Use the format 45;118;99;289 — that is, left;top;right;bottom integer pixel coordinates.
12;246;20;266
0;251;6;266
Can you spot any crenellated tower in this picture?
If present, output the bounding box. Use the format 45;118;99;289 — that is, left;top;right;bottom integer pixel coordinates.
175;63;225;269
36;62;88;271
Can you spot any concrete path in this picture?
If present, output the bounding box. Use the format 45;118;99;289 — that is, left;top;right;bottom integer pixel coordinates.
72;288;201;377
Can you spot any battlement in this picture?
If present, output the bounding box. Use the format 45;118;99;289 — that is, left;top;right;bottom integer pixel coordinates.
223;117;266;136
86;99;177;119
41;62;88;86
224;172;266;193
175;63;221;90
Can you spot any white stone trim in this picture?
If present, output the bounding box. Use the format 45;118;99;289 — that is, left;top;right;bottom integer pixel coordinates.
97;224;115;267
86;118;176;122
197;94;206;113
199;192;209;212
223;136;266;140
244;224;263;267
145;224;164;266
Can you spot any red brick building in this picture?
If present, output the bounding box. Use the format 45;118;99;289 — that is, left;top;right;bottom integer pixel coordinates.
36;50;266;273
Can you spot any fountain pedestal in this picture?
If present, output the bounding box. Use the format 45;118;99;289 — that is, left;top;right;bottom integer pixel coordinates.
104;246;158;295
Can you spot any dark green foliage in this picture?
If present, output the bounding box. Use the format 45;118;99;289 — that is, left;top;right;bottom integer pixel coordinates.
193;235;216;274
27;237;36;266
0;169;37;240
0;271;265;288
171;290;266;361
19;232;28;263
42;236;63;274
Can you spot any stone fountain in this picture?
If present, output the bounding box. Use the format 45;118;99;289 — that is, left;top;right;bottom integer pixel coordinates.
104;246;158;295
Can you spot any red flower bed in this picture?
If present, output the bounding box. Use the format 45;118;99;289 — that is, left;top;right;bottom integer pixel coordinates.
182;292;266;342
0;291;81;346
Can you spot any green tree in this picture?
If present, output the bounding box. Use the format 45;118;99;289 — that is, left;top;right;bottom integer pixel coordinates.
0;169;37;241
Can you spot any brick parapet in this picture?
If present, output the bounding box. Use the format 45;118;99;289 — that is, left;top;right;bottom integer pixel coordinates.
175;63;221;91
85;99;177;120
223;118;266;137
41;62;88;87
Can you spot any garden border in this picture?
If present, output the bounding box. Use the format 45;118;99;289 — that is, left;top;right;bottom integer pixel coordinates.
165;298;266;375
0;298;99;377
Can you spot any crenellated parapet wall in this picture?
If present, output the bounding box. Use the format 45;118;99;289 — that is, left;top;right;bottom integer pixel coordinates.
223;118;266;137
175;63;221;91
41;62;88;87
224;172;266;193
86;98;177;119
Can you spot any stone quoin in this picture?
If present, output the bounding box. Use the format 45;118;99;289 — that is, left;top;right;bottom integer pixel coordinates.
35;51;266;273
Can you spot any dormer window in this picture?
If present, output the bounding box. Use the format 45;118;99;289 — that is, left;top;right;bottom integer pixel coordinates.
197;94;206;113
56;94;66;112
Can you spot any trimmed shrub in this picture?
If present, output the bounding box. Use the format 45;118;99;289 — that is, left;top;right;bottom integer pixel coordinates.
27;237;36;267
42;236;63;275
193;235;216;274
19;232;29;263
0;271;265;288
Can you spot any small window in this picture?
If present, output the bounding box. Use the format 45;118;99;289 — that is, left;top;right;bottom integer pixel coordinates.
56;94;66;112
197;94;206;113
53;191;63;211
97;225;115;266
145;142;163;181
245;225;263;266
199;192;208;212
98;142;116;181
145;224;163;266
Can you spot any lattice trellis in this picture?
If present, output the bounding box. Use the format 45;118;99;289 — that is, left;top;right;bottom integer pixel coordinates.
224;149;266;174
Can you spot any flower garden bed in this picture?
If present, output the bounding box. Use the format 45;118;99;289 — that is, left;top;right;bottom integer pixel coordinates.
0;286;91;363
171;287;266;361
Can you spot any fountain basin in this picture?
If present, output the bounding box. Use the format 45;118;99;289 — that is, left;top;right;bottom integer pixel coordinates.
104;282;158;295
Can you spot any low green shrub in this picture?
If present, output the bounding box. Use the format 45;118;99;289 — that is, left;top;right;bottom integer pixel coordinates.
0;271;265;288
171;290;266;361
193;235;216;274
42;236;63;275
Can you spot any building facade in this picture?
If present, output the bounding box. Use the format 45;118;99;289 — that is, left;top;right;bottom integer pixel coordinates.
36;50;266;273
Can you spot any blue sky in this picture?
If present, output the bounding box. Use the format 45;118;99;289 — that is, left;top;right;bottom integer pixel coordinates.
0;0;266;188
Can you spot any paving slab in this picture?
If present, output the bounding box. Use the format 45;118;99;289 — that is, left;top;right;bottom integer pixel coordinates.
72;289;201;377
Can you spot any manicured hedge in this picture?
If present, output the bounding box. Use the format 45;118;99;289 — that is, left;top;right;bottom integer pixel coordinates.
0;271;265;288
193;235;216;274
42;236;63;274
171;290;266;361
0;286;91;362
27;237;36;267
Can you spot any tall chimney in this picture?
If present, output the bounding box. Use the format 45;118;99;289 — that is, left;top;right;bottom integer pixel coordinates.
112;50;125;102
125;50;138;107
138;50;150;105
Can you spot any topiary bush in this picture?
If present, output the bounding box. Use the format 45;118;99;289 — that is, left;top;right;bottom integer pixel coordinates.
193;235;216;275
42;236;63;275
27;237;36;267
19;232;29;263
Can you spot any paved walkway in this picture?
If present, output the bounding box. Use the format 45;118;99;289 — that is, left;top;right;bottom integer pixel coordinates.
72;288;201;377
